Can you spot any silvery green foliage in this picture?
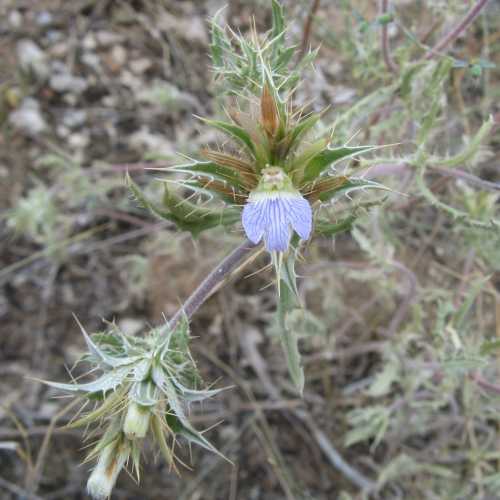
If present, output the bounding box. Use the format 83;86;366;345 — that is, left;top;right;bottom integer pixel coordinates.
44;317;227;499
210;0;317;95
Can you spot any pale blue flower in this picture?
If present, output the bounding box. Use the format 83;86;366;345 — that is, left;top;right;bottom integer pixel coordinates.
242;191;312;252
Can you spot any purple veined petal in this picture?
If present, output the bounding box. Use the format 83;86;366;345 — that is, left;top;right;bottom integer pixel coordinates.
264;198;291;252
242;192;312;252
285;196;313;241
242;199;267;244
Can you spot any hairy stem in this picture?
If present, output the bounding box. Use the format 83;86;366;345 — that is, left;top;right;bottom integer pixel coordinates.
299;0;321;58
424;0;490;59
380;0;397;73
169;239;258;329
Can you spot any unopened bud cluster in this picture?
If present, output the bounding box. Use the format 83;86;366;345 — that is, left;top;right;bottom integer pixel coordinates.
45;318;226;499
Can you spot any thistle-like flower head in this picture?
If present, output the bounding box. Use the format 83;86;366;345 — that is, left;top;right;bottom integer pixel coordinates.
44;317;227;499
145;81;388;255
129;11;390;254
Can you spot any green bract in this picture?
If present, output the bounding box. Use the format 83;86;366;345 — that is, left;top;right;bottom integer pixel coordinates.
44;317;228;498
129;0;391;242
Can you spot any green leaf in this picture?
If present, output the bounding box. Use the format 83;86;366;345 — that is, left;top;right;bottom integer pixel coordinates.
435;116;495;168
285;112;322;155
288;137;329;179
315;198;387;235
177;423;230;462
43;365;133;394
210;20;227;68
170;161;249;191
316;177;391;204
416;59;453;147
366;361;399;397
399;62;427;100
127;174;240;236
133;357;152;381
376;454;418;488
481;473;500;489
67;387;125;428
480;339;500;356
274;46;295;71
152;365;190;428
345;406;390;449
453;275;490;333
302;145;385;183
441;356;487;373
127;173;176;222
284;309;326;338
276;252;305;394
200;118;256;158
73;314;135;368
315;215;357;236
153;365;227;460
85;419;123;462
170;378;229;403
271;0;285;41
130;381;159;407
150;414;175;467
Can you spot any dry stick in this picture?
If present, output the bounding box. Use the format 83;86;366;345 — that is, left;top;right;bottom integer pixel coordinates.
386;260;418;337
294;410;376;492
424;0;491;60
25;399;81;495
0;476;44;500
299;0;321;58
380;0;397;73
362;163;500;192
471;373;500;396
169;239;258;330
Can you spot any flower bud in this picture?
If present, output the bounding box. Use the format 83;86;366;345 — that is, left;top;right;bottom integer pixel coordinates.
87;438;130;500
123;402;151;439
260;84;279;138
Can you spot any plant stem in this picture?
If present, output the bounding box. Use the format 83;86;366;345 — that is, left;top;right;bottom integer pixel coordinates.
424;0;490;60
169;239;258;330
380;0;397;73
299;0;321;58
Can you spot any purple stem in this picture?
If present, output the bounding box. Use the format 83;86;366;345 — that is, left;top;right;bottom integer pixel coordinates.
424;0;490;60
362;163;500;192
169;239;257;330
380;0;397;73
471;373;500;395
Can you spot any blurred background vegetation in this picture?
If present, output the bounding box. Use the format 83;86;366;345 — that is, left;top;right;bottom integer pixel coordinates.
1;0;500;498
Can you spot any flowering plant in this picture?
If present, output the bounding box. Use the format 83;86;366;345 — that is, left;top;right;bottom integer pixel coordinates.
47;1;392;497
128;3;390;390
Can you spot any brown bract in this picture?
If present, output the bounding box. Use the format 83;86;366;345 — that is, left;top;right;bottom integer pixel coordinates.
260;84;280;138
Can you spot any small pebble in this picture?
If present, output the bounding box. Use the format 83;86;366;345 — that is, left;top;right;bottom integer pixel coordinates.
106;45;127;72
95;30;124;47
62;109;87;128
8;10;23;29
36;11;53;26
130;58;152;74
17;39;49;80
9;98;47;135
81;52;101;70
50;73;87;93
82;33;97;50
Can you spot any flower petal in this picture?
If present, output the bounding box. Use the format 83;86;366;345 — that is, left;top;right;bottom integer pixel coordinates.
285;196;312;241
242;199;267;244
264;198;291;252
